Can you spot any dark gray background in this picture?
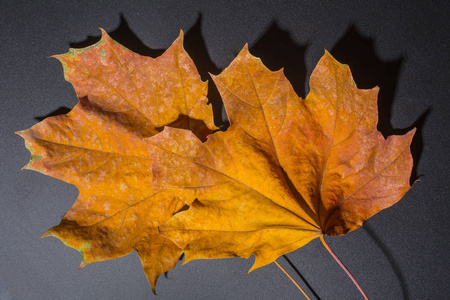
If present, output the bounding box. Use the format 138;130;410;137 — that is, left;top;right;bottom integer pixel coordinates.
1;0;449;299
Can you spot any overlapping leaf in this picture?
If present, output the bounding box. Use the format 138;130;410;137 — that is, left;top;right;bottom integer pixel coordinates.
18;29;415;295
17;29;217;292
150;46;414;271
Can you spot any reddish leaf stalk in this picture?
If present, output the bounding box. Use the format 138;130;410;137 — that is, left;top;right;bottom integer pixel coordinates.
274;260;311;300
320;235;369;300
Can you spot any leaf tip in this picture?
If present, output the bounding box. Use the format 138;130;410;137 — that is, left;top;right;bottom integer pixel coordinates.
78;261;87;270
242;43;250;54
151;286;157;295
208;72;216;80
51;55;66;68
41;231;51;238
247;264;257;274
322;50;345;66
403;127;417;145
407;128;417;148
323;49;340;63
98;27;108;37
172;29;184;47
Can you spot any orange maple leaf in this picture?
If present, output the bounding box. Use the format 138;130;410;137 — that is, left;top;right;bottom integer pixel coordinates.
150;46;415;272
17;29;217;293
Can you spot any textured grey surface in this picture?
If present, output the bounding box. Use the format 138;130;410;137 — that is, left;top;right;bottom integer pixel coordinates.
1;0;449;299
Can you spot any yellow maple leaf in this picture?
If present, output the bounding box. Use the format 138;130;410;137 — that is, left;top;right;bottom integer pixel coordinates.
149;46;414;272
17;29;217;293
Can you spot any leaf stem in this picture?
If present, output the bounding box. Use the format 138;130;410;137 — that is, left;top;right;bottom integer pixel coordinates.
274;260;311;300
320;235;368;300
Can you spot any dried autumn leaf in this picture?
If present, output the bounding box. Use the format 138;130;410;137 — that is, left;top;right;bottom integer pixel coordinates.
150;46;414;272
17;29;217;292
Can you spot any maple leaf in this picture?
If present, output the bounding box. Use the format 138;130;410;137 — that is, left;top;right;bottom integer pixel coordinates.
17;29;217;293
149;46;415;272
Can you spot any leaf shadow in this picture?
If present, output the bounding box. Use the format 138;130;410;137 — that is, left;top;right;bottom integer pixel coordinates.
183;14;228;129
164;253;185;279
70;14;165;58
34;106;72;122
363;223;409;299
408;108;429;184
282;255;321;300
250;22;309;99
185;19;310;129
